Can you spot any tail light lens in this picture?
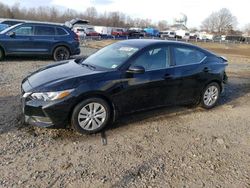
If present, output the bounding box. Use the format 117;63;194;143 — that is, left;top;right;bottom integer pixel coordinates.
74;33;80;42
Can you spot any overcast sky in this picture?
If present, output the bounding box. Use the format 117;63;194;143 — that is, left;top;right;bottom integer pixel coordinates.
1;0;249;29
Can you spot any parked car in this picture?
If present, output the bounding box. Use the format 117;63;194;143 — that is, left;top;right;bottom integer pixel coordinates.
84;27;100;36
144;28;160;37
111;28;128;37
128;28;146;37
73;27;86;38
21;39;228;134
160;31;176;38
0;23;9;32
0;22;80;61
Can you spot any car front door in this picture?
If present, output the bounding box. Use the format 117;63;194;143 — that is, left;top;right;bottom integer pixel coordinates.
117;45;178;113
4;24;34;54
171;45;207;104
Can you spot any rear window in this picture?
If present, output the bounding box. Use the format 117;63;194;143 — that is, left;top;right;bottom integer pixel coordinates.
173;47;206;66
35;26;55;36
56;27;68;35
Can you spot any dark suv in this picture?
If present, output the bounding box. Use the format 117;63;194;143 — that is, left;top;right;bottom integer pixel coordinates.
0;22;80;61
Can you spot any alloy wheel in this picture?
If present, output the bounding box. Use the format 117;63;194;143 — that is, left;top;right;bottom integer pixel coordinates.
77;102;107;131
203;85;219;107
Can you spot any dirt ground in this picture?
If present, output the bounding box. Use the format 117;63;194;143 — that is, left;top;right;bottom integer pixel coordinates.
0;42;250;188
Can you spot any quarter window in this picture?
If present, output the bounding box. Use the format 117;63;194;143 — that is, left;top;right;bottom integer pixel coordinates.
35;26;55;36
14;26;33;36
133;47;170;71
173;47;205;66
56;27;68;35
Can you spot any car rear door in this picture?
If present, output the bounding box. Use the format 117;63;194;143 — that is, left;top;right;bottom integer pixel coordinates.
4;24;34;54
31;25;56;54
117;45;178;113
171;45;207;104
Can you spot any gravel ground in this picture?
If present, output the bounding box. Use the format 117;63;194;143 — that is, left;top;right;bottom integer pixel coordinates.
0;46;250;188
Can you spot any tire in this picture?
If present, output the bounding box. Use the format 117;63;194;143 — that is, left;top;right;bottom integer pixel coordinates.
71;98;111;134
0;48;5;61
201;82;220;109
53;46;70;61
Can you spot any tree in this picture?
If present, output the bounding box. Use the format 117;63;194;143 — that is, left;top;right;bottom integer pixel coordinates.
157;20;168;31
201;8;237;34
84;7;97;22
244;23;250;36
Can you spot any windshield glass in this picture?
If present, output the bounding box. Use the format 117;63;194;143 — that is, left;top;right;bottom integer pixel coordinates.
0;24;8;32
83;43;139;69
0;23;21;34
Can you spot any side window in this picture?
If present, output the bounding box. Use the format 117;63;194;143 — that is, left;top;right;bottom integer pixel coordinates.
14;26;33;36
173;47;205;66
56;27;67;35
35;26;55;36
133;47;170;71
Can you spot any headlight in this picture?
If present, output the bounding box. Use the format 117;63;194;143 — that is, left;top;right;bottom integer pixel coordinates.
30;89;74;101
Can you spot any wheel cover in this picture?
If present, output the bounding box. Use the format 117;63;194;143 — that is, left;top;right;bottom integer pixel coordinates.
78;102;107;131
203;85;219;106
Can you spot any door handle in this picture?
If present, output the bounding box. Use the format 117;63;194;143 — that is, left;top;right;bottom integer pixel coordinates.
203;67;211;72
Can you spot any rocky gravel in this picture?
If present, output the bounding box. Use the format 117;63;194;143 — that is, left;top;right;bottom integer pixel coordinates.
0;46;250;188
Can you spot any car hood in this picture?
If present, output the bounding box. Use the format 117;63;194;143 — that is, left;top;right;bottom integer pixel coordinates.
22;59;107;92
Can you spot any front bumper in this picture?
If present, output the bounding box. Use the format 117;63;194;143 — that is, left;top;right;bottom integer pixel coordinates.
24;115;54;128
21;94;75;129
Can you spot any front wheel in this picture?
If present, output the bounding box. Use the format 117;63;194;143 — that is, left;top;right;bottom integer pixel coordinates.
71;98;111;134
53;46;70;61
201;82;220;109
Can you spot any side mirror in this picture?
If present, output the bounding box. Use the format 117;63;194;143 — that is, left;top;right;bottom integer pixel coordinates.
127;65;145;74
8;32;16;38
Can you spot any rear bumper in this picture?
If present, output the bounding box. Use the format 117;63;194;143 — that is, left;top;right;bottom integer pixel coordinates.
71;47;81;55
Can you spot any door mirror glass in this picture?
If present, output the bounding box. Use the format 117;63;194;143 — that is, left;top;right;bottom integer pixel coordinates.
127;65;145;74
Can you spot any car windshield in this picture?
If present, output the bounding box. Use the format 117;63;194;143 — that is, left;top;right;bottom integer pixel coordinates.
83;43;139;69
0;24;8;32
0;23;21;34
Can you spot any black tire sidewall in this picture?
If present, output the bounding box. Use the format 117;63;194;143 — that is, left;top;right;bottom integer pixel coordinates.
53;46;70;61
201;82;220;109
0;48;4;61
71;98;111;134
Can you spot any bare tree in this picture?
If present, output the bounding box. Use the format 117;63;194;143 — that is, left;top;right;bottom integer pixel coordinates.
244;23;250;36
157;20;168;31
84;7;97;23
0;2;160;29
201;8;237;34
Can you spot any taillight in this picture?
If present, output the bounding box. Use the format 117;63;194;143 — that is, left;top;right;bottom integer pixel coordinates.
74;34;80;42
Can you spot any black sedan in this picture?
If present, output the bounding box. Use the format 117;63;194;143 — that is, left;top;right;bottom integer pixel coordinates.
21;39;228;134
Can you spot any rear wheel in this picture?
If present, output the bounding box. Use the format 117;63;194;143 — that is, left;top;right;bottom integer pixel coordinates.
53;46;70;61
71;98;111;134
201;82;220;109
0;48;5;61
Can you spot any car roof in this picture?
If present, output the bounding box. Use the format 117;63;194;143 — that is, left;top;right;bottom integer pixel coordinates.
118;39;214;55
118;39;193;48
20;22;65;27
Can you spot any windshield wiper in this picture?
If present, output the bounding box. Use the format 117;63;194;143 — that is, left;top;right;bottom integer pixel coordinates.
81;63;96;70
